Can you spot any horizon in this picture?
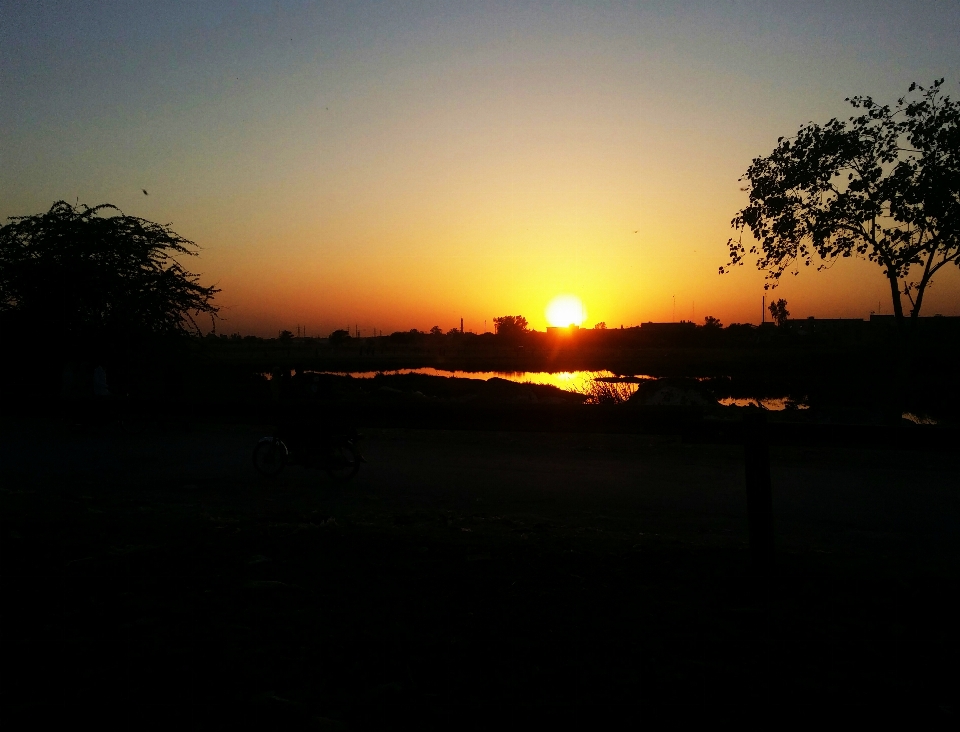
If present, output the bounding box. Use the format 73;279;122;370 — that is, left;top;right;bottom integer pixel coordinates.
3;1;959;337
221;309;942;341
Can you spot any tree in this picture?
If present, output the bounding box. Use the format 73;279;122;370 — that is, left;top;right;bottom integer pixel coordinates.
492;315;529;336
429;325;443;336
702;315;723;329
723;80;960;326
278;330;294;342
594;321;607;330
328;329;351;346
768;298;790;327
0;201;219;350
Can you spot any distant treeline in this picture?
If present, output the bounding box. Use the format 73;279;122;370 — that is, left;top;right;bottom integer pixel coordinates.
7;316;959;410
211;315;960;349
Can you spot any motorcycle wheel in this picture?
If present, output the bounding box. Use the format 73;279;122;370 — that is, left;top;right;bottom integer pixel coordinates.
253;439;288;477
326;443;362;481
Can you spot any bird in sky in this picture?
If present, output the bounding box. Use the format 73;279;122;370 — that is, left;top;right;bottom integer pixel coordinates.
142;189;148;196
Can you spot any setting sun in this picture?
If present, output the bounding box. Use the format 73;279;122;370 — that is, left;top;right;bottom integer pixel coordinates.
546;295;586;328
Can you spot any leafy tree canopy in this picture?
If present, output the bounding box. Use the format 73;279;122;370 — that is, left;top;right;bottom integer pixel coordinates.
493;315;529;336
328;329;351;346
768;298;790;327
724;80;960;323
0;201;219;348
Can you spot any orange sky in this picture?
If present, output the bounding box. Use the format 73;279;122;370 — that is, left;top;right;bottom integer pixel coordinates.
2;2;959;336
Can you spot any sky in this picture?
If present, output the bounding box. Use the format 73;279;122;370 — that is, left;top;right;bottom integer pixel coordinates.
2;0;959;336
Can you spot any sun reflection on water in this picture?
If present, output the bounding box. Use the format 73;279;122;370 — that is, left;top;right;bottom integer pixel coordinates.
311;368;818;410
326;367;620;394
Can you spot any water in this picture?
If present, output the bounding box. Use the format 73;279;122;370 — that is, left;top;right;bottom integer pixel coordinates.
718;397;810;411
322;367;630;395
267;367;937;420
313;368;814;410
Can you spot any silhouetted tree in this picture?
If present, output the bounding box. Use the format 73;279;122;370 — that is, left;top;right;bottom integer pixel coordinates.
768;298;790;327
594;322;607;330
493;315;529;337
724;80;960;326
0;201;219;352
703;315;723;329
278;330;294;342
429;325;443;336
328;329;351;346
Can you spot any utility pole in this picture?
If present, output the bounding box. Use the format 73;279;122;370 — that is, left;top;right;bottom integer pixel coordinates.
672;295;676;322
762;295;765;325
460;317;463;334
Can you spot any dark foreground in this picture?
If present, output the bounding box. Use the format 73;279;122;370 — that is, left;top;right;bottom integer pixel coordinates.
2;419;958;725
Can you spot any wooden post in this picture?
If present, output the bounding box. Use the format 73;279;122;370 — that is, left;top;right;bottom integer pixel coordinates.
743;411;774;573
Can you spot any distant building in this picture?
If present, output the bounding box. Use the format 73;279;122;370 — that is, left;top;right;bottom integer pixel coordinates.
869;313;960;334
784;317;867;336
638;321;698;345
783;314;960;340
639;321;697;333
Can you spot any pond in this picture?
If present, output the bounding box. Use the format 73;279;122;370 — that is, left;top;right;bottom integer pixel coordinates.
313;368;810;411
323;368;632;394
260;367;941;422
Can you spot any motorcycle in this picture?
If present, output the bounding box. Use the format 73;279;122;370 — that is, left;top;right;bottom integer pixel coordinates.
253;424;366;481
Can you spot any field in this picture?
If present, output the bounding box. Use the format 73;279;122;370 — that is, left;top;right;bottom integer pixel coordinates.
2;416;958;724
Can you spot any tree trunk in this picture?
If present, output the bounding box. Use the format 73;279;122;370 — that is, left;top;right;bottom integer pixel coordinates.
887;273;904;323
888;273;909;423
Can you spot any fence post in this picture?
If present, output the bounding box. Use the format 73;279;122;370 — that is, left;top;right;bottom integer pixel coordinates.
743;411;774;573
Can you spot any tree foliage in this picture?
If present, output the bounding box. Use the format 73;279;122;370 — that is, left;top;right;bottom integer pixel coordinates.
493;315;529;337
0;201;219;347
768;298;790;327
328;329;351;346
724;80;960;323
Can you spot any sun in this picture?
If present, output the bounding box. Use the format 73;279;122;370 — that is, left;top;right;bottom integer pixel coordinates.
546;294;586;328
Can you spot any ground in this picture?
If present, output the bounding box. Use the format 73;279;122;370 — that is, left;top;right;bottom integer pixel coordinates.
2;418;958;725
